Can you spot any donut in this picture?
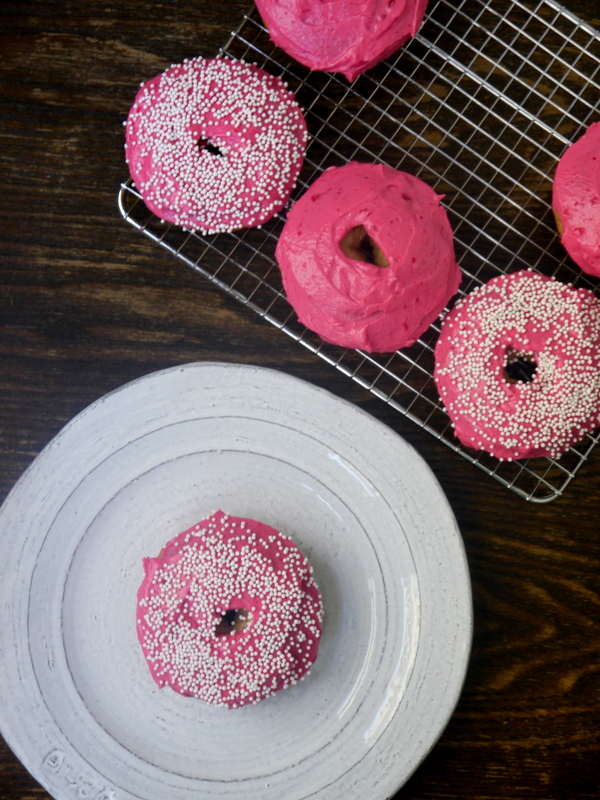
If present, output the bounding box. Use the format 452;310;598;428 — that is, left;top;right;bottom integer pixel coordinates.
275;161;461;353
255;0;429;82
433;270;600;461
136;510;323;709
552;121;600;278
125;57;307;234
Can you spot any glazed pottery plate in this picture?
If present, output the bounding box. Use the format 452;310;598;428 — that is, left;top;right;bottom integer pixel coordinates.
0;362;472;800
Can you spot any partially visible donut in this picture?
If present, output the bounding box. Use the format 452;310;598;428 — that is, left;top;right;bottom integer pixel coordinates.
136;510;323;709
552;121;600;278
125;57;307;234
275;161;461;353
255;0;429;82
434;270;600;461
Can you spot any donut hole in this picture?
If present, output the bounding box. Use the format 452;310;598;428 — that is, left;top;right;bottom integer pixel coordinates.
340;225;389;268
503;347;538;384
197;137;223;157
215;608;251;636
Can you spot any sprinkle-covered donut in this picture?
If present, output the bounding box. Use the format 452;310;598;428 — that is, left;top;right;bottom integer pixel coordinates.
125;57;307;234
255;0;429;83
136;510;323;709
552;121;600;278
275;161;461;353
434;270;600;460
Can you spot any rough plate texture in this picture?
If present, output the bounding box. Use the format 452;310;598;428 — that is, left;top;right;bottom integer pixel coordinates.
0;362;471;800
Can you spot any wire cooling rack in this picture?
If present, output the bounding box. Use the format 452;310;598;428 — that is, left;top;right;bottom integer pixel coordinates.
119;0;600;502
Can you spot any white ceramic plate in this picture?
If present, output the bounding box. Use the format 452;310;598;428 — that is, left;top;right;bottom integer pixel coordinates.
0;362;471;800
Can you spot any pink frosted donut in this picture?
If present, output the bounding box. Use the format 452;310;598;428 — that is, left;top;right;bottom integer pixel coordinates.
255;0;429;82
434;271;600;461
136;510;323;709
552;121;600;278
125;57;307;234
275;161;461;353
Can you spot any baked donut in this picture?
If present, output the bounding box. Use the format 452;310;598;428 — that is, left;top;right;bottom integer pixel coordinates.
255;0;429;82
434;270;600;461
136;510;323;709
552;121;600;278
275;161;461;353
125;57;307;234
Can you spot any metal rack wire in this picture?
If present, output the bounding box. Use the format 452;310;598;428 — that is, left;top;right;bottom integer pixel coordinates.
119;0;600;502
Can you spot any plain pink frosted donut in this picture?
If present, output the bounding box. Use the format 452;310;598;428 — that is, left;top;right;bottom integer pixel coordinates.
276;161;461;353
255;0;429;82
136;510;323;709
434;271;600;461
552;121;600;278
125;57;307;234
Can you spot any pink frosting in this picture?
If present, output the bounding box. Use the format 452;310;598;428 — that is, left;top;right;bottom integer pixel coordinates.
552;121;600;278
434;271;600;461
125;57;307;234
276;161;461;353
136;510;323;709
255;0;429;82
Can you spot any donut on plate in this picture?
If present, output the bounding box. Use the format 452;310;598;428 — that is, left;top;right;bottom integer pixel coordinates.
434;270;600;461
255;0;429;82
275;161;461;353
125;57;307;234
552;121;600;278
136;510;323;709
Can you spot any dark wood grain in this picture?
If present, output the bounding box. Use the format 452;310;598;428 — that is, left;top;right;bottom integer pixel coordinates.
1;1;600;798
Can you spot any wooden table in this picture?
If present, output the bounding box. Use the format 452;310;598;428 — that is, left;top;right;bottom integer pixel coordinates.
1;1;599;798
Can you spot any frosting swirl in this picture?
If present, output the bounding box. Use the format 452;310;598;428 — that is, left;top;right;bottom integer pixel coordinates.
552;121;600;278
255;0;429;82
276;161;460;353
